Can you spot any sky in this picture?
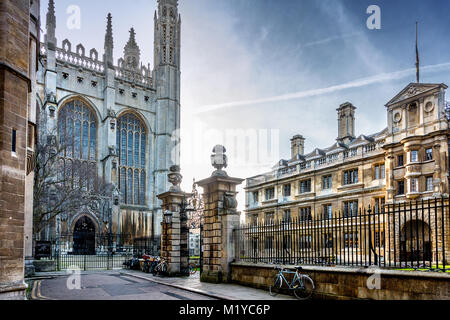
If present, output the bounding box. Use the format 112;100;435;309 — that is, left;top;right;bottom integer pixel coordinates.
40;0;450;213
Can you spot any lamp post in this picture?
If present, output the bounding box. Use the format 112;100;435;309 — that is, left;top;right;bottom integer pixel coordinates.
163;210;173;264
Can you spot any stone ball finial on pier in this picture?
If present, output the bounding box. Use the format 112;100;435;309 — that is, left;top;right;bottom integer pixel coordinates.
168;165;183;192
211;145;228;177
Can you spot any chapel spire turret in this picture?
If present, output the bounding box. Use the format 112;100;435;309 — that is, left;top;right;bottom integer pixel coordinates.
104;13;114;67
124;28;141;70
154;0;180;68
45;0;56;46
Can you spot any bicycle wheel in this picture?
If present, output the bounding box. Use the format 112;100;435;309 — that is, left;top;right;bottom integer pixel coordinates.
189;263;197;275
269;275;282;297
293;275;315;300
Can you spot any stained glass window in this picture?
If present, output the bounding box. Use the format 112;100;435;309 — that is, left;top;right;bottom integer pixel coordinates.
116;113;147;205
57;98;98;190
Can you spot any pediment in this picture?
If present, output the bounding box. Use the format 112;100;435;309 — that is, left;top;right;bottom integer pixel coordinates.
386;83;446;107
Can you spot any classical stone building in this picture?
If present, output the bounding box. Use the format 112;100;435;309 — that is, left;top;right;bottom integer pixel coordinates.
37;0;181;243
245;83;450;263
0;0;40;299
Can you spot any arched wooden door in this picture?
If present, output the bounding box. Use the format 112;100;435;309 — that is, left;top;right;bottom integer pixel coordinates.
73;216;96;255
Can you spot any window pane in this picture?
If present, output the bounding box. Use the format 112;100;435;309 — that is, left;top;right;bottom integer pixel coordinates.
116;125;120;158
127;169;133;204
127;131;133;166
89;122;95;161
121;130;126;165
141;133;146;169
66;118;73;157
140;171;146;205
74;120;81;158
134;170;139;205
82;121;89;159
116;113;147;204
120;168;126;202
134;132;139;168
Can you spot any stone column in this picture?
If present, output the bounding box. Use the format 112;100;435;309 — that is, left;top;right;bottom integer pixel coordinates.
433;143;442;196
157;166;191;276
386;152;395;202
197;146;244;284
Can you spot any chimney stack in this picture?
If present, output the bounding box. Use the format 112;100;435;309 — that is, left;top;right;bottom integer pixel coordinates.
337;102;356;144
291;135;305;158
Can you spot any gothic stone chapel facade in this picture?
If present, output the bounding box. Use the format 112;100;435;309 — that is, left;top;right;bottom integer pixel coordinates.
37;0;181;241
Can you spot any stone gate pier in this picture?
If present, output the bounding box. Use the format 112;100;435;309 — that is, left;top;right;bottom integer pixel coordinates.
157;166;191;276
197;146;244;283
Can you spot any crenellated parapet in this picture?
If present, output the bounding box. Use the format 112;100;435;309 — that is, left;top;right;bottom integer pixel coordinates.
40;40;153;89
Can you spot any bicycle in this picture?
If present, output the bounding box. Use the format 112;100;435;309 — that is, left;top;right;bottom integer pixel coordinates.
269;264;315;300
152;258;168;275
188;262;198;275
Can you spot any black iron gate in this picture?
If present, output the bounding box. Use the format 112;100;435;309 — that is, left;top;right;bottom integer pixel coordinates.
42;233;161;271
200;223;203;275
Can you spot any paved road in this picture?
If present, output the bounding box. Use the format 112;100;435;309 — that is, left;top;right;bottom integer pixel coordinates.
32;271;216;300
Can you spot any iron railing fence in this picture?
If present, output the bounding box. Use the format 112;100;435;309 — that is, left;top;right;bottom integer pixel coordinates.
33;233;161;271
133;236;161;257
235;197;449;272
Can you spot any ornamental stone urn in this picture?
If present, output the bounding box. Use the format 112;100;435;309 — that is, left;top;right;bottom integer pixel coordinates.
168;165;183;192
211;145;228;177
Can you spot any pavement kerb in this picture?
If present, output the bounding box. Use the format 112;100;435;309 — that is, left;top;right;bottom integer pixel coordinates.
120;271;236;300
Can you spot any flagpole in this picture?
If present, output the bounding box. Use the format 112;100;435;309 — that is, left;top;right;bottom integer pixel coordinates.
416;21;420;83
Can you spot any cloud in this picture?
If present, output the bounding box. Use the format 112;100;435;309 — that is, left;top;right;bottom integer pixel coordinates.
193;62;450;114
300;31;364;49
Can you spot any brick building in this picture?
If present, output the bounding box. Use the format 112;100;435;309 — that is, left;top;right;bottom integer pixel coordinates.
0;0;40;300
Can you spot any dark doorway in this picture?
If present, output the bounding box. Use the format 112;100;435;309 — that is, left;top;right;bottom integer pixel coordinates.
400;220;432;263
73;216;96;255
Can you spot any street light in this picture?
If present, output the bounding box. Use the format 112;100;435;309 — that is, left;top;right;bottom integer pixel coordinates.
164;210;173;225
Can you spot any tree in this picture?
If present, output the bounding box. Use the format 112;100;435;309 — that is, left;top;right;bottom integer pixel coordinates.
32;109;115;237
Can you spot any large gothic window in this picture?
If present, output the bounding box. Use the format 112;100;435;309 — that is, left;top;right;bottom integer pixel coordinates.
57;98;98;189
116;113;146;205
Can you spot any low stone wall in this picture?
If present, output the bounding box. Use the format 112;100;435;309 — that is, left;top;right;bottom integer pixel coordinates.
231;262;450;300
33;260;57;273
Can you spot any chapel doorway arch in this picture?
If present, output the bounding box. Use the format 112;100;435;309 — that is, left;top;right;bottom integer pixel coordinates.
73;216;96;255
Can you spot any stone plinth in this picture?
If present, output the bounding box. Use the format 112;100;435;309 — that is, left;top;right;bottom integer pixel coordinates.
197;175;244;283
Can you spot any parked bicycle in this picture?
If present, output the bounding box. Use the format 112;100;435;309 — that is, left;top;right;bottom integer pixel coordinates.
152;257;168;275
123;256;141;271
188;262;198;275
269;263;315;300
